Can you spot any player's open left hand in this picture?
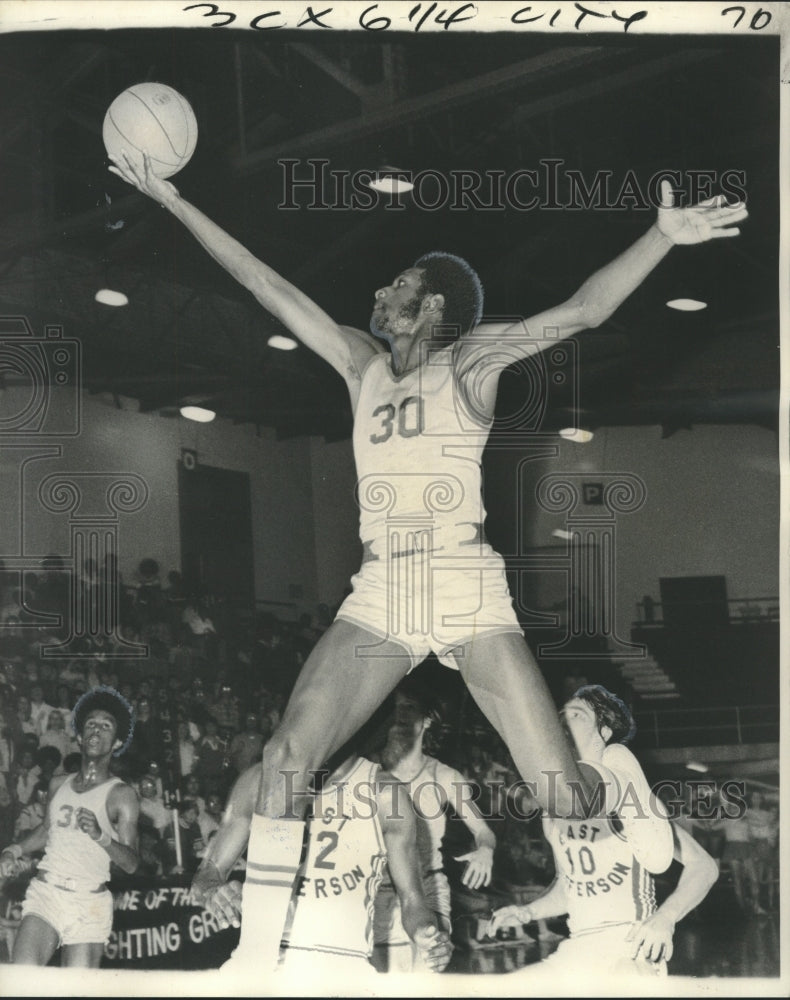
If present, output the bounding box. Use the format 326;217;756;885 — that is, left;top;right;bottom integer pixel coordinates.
76;807;102;841
413;924;453;972
454;845;494;890
108;150;179;207
656;179;747;245
626;911;676;963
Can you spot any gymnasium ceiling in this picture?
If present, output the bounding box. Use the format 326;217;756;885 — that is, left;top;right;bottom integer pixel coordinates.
0;27;780;440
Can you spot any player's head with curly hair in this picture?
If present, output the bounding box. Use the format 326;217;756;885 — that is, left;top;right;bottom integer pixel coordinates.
414;251;484;339
72;685;135;757
570;685;636;746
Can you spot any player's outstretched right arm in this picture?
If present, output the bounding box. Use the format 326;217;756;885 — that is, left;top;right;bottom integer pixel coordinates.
378;779;453;972
190;764;259;927
107;152;380;397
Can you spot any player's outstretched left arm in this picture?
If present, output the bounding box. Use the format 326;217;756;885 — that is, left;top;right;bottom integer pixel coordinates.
378;779;453;972
107;153;380;403
190;764;260;928
456;180;747;387
626;824;719;964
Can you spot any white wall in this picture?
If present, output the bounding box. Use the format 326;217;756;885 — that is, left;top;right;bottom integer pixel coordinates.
514;423;779;641
0;387;318;608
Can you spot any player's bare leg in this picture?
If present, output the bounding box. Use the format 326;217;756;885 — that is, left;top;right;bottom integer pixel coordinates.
234;618;412;969
457;631;591;818
62;942;105;968
12;914;59;966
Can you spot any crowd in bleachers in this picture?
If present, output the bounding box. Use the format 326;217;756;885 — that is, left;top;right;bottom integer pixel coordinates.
0;556;780;963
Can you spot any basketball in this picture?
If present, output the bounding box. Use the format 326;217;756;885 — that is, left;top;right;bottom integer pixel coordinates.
103;82;197;179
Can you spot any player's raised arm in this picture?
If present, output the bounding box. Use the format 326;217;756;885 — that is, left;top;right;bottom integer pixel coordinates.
107;152;380;397
455;180;748;382
377;779;453;972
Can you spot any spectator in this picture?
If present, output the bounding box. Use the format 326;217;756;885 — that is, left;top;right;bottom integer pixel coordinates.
228;712;263;776
198;791;224;844
12;747;40;807
140;760;166;803
178;720;199;778
34;745;62;785
48;683;74;729
130;696;164;770
136;826;166;879
135;558;166;635
721;808;760;916
28;684;54;739
747;790;777;915
209;683;240;734
193;718;228;793
16;694;38;743
183;774;207;819
39;711;73;768
14;780;47;839
164;571;187;640
138;774;172;834
0;774;13;847
0;715;12;778
165;800;205;874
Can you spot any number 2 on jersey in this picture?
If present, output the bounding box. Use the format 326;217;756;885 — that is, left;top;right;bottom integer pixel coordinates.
370;396;424;443
314;830;339;870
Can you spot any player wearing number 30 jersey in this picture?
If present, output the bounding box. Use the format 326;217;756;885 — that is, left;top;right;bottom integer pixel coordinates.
339;342;522;669
109;145;746;970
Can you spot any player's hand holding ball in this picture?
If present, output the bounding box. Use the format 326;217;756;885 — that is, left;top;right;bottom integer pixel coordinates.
109;151;180;209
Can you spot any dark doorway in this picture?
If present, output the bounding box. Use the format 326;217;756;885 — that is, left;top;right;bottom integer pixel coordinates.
178;462;255;607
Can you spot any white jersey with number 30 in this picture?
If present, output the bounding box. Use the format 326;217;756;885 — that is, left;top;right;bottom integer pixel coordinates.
352;347;489;548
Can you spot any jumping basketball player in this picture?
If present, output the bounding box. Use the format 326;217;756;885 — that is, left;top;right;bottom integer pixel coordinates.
373;676;496;972
190;753;453;978
486;686;719;978
109;149;746;966
0;686;139;967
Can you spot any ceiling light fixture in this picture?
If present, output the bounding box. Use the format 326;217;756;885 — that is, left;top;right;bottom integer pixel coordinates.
558;427;594;443
95;288;129;307
268;335;298;351
552;529;574;541
666;298;707;311
368;166;414;195
180;405;216;423
685;761;709;773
